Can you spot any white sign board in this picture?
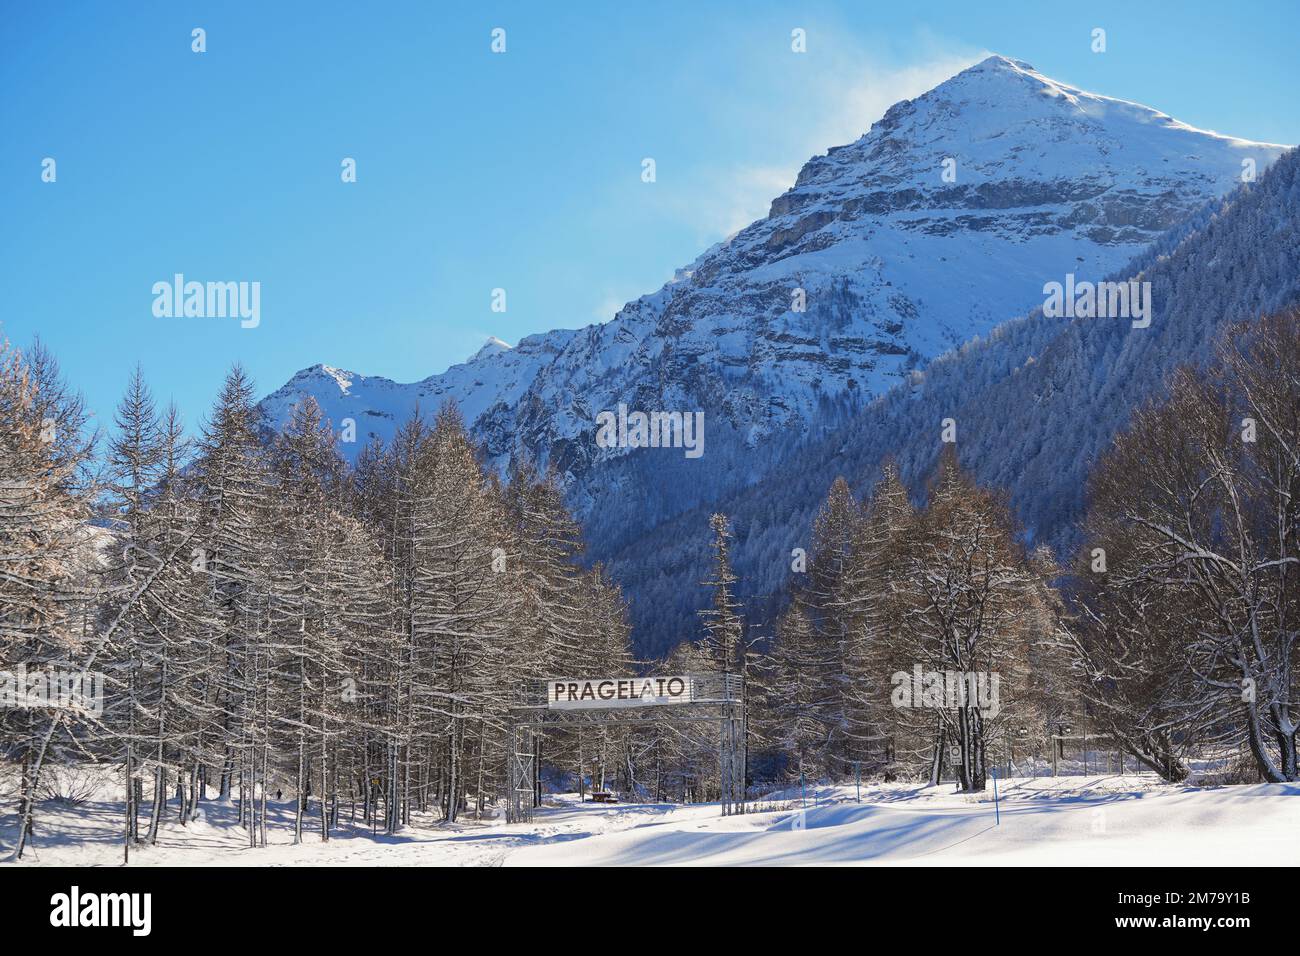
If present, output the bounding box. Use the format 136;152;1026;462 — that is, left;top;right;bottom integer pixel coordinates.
547;676;696;710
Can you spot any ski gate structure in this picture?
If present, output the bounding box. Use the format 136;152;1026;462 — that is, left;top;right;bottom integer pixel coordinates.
505;673;745;823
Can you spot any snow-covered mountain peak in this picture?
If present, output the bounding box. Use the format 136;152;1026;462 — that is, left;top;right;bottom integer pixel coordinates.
471;337;512;362
280;364;362;398
260;57;1288;510
775;54;1282;225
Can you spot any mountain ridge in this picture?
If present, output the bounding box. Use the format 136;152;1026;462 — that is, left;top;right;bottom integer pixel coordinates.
263;54;1287;460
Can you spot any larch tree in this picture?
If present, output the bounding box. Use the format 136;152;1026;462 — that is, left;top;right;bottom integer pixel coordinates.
0;339;95;860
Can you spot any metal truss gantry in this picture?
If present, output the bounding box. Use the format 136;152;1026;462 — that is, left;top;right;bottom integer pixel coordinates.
505;673;744;823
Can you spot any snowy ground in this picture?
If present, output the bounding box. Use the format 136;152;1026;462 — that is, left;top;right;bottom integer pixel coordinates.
3;772;1297;866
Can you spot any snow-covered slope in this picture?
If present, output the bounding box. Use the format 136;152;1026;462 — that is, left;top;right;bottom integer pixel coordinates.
7;771;1297;867
261;55;1284;473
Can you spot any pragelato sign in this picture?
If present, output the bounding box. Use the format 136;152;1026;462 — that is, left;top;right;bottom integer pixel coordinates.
547;676;696;710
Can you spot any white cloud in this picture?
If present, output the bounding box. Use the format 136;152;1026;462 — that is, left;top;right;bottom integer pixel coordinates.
592;292;637;322
810;52;989;160
698;164;803;241
674;45;988;242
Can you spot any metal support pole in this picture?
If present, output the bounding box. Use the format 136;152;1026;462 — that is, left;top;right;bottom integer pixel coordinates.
506;721;535;824
991;768;1000;825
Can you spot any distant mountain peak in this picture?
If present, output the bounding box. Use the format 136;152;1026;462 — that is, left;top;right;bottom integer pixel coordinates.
283;364;358;396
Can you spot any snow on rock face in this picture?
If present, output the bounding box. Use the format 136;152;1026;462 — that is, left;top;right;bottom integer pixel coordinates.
257;330;575;452
259;54;1287;489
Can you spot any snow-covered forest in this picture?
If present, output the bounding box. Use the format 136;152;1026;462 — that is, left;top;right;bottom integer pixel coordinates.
759;308;1300;794
4;304;1300;864
1;349;641;861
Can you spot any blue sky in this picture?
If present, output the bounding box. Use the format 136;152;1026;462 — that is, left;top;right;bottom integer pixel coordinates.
3;0;1297;436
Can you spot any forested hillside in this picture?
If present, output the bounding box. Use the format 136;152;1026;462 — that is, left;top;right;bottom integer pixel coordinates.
613;146;1300;654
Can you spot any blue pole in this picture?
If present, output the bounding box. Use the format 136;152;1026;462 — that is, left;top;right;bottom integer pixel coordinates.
991;768;1000;826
